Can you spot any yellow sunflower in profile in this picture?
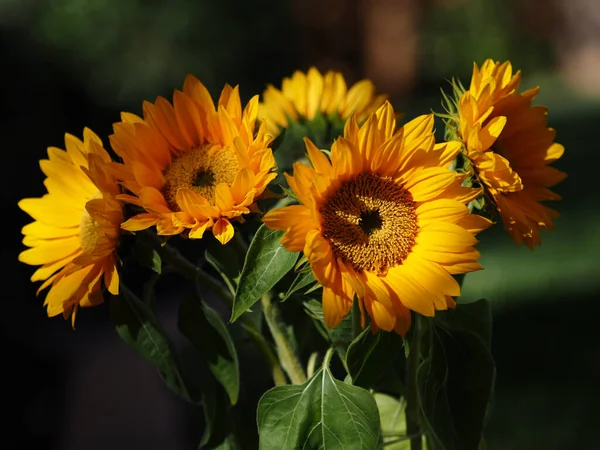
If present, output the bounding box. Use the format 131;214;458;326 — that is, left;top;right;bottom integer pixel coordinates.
259;67;388;137
18;129;122;326
110;75;277;245
263;102;491;335
450;59;566;248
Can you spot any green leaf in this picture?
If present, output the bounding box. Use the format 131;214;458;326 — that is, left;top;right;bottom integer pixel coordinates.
417;299;495;450
346;327;404;389
205;237;244;295
231;224;298;322
281;268;317;301
178;289;240;405
438;299;492;347
110;286;198;403
199;373;238;449
303;299;353;348
374;393;414;450
257;367;381;449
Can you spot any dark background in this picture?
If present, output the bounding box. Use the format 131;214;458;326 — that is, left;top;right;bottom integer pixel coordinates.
2;0;599;449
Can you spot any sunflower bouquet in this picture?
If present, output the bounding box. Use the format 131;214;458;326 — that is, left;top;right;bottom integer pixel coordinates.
18;60;565;449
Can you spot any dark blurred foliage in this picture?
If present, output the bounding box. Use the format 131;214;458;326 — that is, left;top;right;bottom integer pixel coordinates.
2;0;599;449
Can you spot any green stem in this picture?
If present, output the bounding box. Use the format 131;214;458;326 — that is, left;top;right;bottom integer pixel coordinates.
261;292;307;385
406;314;423;450
240;322;287;386
306;352;319;379
140;230;286;385
322;346;335;370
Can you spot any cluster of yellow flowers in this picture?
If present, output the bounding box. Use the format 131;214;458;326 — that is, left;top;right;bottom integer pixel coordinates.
18;60;565;333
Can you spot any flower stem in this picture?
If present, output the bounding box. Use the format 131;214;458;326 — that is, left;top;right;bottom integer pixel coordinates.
406;314;423;450
240;321;287;386
322;346;335;370
261;292;307;385
139;230;286;385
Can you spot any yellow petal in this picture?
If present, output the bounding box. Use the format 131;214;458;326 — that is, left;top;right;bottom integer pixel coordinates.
22;221;78;240
384;266;435;316
322;287;352;328
404;168;458;202
176;188;209;218
19;236;81;266
105;261;120;295
416;199;468;226
19;197;82;228
455;213;494;235
215;183;235;212
189;220;212;239
263;205;310;231
231;169;255;204
121;214;159;231
416;222;478;252
404;253;460;297
366;297;396;332
213;218;234;244
304;138;331;176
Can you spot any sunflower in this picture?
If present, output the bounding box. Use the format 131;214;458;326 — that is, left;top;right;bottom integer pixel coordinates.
449;59;566;248
18;129;122;326
259;67;388;138
109;76;277;245
263;102;491;335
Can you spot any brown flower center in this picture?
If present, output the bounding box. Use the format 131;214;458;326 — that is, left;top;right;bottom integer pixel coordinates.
163;145;239;210
320;173;418;274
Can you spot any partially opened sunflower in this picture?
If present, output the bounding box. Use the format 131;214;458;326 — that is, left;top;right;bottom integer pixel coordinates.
447;59;566;248
259;67;388;137
110;75;277;244
263;102;491;335
18;129;122;326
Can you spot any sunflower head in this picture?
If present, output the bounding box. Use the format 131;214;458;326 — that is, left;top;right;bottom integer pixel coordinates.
446;59;566;248
259;67;389;146
110;75;277;245
263;102;491;335
18;129;122;326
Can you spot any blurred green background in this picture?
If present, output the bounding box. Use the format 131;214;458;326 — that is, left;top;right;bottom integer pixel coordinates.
3;0;598;449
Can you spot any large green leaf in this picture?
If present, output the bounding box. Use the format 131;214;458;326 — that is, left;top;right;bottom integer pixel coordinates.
417;299;495;450
110;286;199;403
178;289;240;405
257;366;381;449
346;327;404;390
231;224;298;322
